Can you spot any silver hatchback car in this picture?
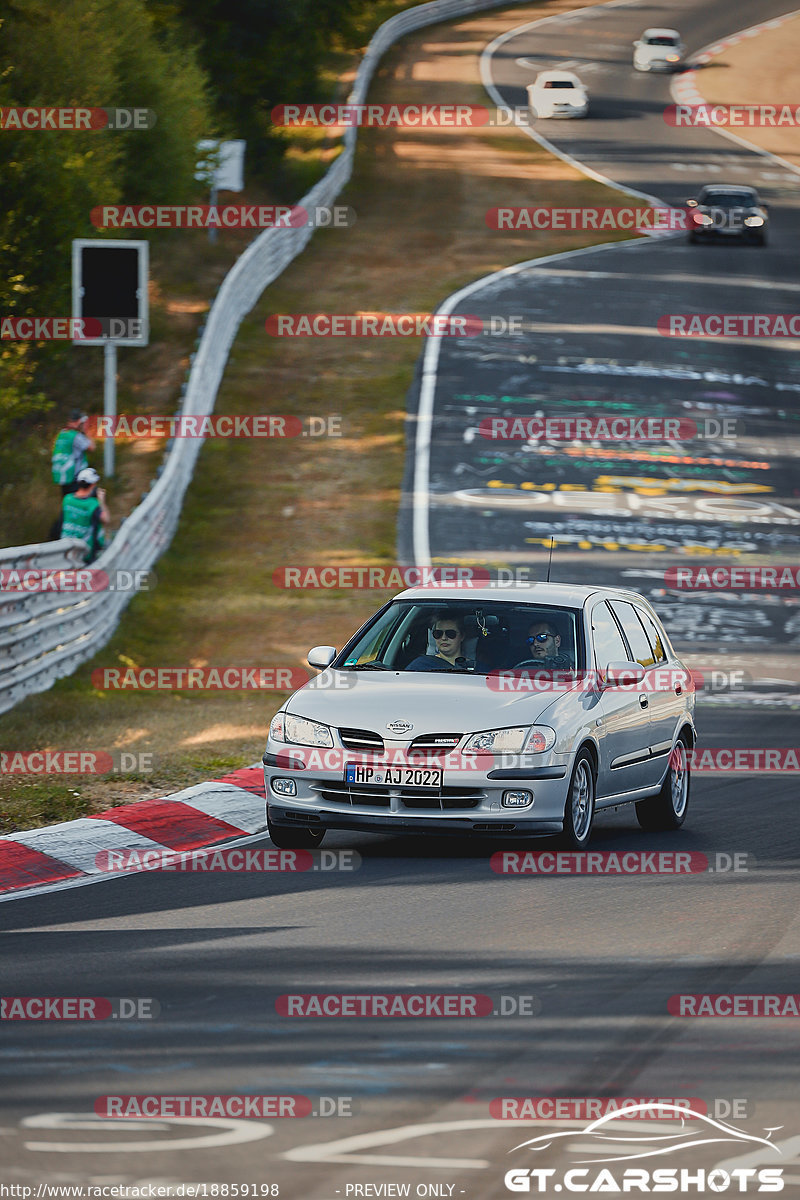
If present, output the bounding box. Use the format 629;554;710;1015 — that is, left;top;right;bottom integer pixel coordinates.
263;583;696;850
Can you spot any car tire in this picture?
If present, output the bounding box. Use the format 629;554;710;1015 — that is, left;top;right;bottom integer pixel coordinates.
635;736;690;831
267;813;325;849
557;749;596;850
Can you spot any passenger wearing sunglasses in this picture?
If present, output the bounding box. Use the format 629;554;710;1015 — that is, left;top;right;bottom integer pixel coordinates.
405;612;473;672
512;621;571;670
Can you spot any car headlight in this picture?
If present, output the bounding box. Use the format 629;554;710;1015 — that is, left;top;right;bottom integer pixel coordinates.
270;712;334;747
464;726;556;754
693;213;713;226
744;215;765;227
666;54;680;61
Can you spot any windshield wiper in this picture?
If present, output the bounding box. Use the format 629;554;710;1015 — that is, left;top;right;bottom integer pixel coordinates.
347;661;391;670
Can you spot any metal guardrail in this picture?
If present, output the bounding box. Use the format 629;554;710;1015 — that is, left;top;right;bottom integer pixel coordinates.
0;0;525;716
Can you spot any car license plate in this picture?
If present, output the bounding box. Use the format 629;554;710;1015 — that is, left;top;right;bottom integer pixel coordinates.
345;764;443;787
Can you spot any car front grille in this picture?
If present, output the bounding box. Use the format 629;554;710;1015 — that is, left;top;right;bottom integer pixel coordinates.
338;727;385;753
311;781;484;811
408;733;462;754
400;788;483;810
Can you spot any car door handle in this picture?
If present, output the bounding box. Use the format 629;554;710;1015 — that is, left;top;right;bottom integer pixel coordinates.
639;694;649;709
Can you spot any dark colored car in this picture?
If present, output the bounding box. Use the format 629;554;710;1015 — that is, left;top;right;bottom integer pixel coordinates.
686;185;769;245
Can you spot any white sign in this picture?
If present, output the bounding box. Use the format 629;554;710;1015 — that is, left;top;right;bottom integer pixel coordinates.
195;139;245;191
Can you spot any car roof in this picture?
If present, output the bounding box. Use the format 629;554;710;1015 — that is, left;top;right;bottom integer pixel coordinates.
642;27;681;38
533;70;582;85
393;581;656;610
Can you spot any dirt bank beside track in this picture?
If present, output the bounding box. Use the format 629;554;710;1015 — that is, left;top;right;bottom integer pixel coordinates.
688;12;800;170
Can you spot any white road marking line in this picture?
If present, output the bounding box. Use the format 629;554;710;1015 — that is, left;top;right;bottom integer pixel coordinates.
22;1113;272;1153
283;1117;690;1168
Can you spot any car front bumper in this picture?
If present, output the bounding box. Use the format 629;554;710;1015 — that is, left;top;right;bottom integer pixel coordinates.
638;58;681;71
263;749;570;838
545;106;588;118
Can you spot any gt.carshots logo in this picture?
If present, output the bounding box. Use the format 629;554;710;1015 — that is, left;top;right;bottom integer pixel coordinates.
503;1104;785;1192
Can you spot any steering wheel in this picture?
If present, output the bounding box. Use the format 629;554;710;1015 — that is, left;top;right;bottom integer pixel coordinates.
512;658;564;670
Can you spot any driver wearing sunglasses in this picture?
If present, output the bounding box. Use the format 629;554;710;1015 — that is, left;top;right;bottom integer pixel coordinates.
512;620;571;670
405;612;471;672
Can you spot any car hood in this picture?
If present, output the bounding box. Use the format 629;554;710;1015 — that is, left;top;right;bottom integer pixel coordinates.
282;670;573;738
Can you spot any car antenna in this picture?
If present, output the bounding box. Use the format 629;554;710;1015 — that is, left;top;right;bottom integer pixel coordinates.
546;536;556;583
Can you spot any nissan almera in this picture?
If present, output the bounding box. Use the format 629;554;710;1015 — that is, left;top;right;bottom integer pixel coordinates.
263;584;696;851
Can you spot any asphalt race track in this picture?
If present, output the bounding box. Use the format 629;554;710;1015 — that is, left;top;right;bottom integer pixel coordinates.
1;711;799;1193
399;0;800;690
2;1;800;1197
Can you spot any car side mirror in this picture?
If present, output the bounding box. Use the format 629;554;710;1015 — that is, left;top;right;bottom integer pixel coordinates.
603;661;645;688
308;645;337;670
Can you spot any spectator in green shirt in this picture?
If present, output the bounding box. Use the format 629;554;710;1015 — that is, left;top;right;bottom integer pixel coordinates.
60;467;109;563
51;410;96;495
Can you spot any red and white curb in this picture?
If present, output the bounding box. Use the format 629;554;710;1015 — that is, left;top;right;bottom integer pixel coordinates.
0;765;266;899
672;10;800;181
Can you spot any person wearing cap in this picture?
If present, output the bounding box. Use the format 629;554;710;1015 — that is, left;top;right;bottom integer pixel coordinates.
60;467;109;563
51;409;96;496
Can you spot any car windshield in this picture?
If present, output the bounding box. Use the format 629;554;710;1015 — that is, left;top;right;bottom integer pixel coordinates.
646;35;678;45
700;191;756;207
335;600;584;674
545;80;577;89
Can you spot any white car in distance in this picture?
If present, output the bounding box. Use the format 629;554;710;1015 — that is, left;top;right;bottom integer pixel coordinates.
527;71;589;119
633;28;685;72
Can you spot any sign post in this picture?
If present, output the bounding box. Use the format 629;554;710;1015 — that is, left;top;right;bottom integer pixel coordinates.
195;139;246;244
72;240;149;477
